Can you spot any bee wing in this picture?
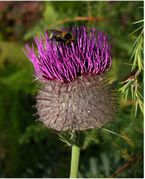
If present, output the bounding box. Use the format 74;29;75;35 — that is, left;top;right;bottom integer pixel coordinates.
50;29;62;35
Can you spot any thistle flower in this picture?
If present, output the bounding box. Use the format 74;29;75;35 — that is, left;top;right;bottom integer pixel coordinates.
25;26;117;131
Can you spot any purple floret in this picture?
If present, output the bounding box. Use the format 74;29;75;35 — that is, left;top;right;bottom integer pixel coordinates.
24;26;112;83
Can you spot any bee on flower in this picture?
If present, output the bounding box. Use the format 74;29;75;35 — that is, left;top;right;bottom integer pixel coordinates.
24;26;117;131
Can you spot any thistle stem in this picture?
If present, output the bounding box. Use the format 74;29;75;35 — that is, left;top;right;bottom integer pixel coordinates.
70;144;80;178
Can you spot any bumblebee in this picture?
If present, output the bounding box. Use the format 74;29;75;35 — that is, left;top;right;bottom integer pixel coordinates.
50;29;75;45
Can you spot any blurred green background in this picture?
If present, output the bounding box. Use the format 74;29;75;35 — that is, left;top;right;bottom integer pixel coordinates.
0;1;143;178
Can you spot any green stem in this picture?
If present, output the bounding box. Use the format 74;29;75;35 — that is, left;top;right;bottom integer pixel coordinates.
70;144;80;178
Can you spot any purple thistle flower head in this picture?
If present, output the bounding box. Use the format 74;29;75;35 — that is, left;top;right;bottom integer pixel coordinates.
25;26;111;83
24;26;117;131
